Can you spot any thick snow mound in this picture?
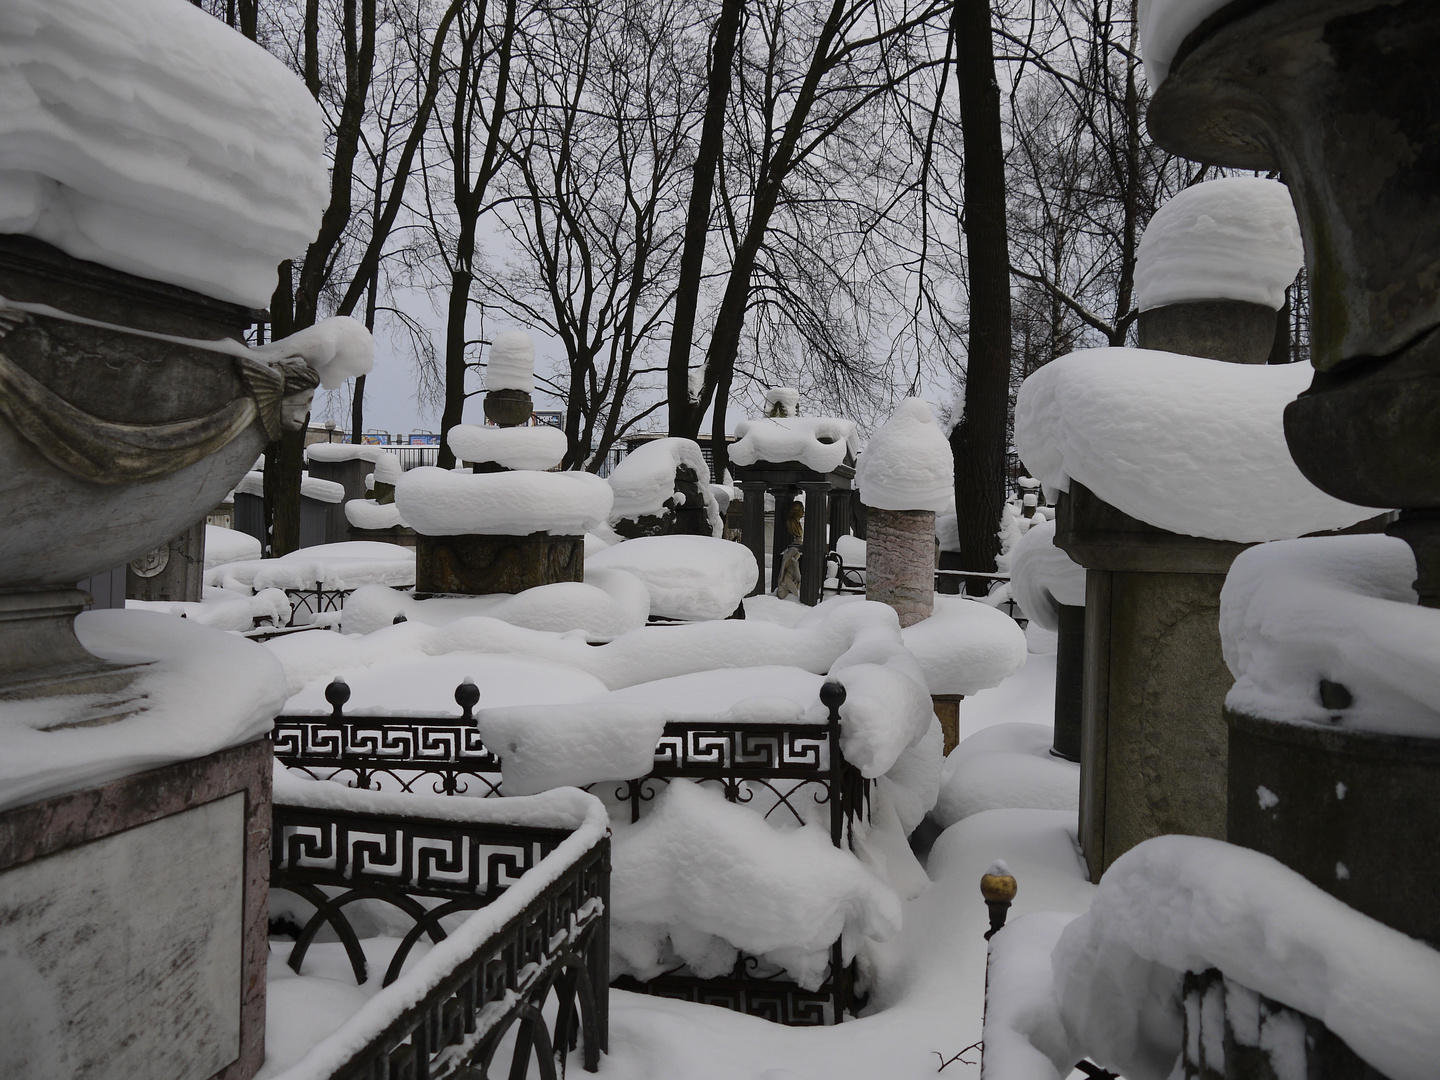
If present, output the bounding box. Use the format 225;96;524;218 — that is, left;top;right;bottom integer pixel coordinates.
340;566;650;639
1220;534;1440;735
254;317;374;390
1014;348;1374;542
934;723;1078;828
1050;835;1440;1080
129;585;291;632
1135;178;1302;312
300;476;345;504
345;499;405;531
983;911;1083;1080
0;0;325;306
607;438;721;535
764;386;800;415
0;610;285;811
611;779;902;990
204;524;261;570
305;443;386;466
1009;520;1086;633
395;467;613;536
478;702;668;795
1137;0;1233;86
854;398;953;512
900;594;1028;696
730;416;859;473
447;424;568;471
486;329;535;393
587;535;755;621
207;541;415;593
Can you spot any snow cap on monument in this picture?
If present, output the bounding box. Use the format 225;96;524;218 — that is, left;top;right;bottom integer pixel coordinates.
1137;0;1235;86
488;330;536;394
855;398;953;513
1135;177;1303;313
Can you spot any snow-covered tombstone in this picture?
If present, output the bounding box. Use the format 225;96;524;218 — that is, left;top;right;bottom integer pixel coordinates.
606;437;723;539
0;2;364;1075
1134;177;1303;363
855;399;953;628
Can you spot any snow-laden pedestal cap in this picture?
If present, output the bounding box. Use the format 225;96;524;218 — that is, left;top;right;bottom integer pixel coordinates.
253;315;374;390
1009;519;1087;632
1015;346;1375;542
448;423;567;471
1137;0;1236;86
731;416;858;474
0;0;327;307
1135;178;1303;312
487;330;536;394
854;398;953;512
764;387;800;417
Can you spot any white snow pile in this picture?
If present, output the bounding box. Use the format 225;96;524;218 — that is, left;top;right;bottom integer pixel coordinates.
206;541;415;593
345;499;405;531
486;329;536;393
764;386;800;415
447;423;567;471
300;475;345;504
933;723;1078;828
263;773;607;1080
606;438;722;535
1135;178;1302;313
128;585;291;632
981;911;1084;1080
305;443;385;466
233;470;264;499
1014;348;1376;542
477;702;668;795
900;593;1028;696
609;779;902;990
854;398;954;512
253;316;374;390
204;524;261;570
395;467;612;536
340;565;651;640
1028;835;1440;1080
1137;0;1231;86
0;610;286;812
373;452;403;488
0;0;325;307
586;535;755;621
1009;520;1086;633
1221;534;1440;735
730;416;859;473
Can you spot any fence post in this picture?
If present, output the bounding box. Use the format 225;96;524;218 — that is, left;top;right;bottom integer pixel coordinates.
820;680;847;848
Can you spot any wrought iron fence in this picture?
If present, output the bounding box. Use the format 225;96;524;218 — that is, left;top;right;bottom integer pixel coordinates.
272;678;870;1026
270;799;609;1080
284;582;353;627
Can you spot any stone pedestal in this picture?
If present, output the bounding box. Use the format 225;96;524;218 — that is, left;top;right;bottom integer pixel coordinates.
865;506;936;628
1052;603;1085;762
307;456;372;544
1057;484;1249;879
0;738;271;1080
932;694;963;757
127;518;206;603
415;532;584;596
1137;299;1277;364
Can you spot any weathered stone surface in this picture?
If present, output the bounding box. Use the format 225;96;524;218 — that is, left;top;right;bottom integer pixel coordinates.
1136;299;1276;364
1052;603;1085;762
416;532;584;596
1227;709;1440;947
483;388;534;427
0;738;271;1080
932;695;962;757
865;506;935;628
127;518;206;603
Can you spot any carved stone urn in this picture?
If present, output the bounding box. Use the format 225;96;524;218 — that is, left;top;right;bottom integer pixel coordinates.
0;235;318;703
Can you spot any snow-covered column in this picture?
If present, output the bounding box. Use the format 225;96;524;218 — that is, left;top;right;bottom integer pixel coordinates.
856;400;954;628
1134;178;1303;364
483;330;536;427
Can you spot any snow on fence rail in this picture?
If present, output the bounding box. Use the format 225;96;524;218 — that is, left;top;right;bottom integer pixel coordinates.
267;776;609;1080
272;678;872;1026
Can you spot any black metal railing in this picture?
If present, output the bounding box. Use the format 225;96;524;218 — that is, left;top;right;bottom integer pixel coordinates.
270;798;609;1080
284;582;354;627
273;678;869;1026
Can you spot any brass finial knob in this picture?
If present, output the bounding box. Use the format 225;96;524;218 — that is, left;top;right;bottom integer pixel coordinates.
981;860;1016;939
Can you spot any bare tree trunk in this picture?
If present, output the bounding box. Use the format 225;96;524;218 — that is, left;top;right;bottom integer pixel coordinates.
949;0;1011;588
666;0;744;439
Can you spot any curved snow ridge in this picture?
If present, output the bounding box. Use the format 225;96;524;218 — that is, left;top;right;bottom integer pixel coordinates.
586;535;753;622
1009;520;1086;633
1014;348;1375;542
605;437;722;535
1135;178;1302;312
1050;834;1440;1080
1137;0;1233;87
730;415;859;473
394;466;614;536
900;594;1028;697
206;541;415;593
1220;534;1440;736
854;398;953;512
0;0;326;306
447;423;568;472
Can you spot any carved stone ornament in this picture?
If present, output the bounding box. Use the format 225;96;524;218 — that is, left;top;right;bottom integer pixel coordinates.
128;545;170;579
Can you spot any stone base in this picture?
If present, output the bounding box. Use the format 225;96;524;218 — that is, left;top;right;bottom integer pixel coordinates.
0;738;271;1080
416;532;584;596
1227;709;1440;946
0;589;142;709
932;695;963;756
1136;299;1278;364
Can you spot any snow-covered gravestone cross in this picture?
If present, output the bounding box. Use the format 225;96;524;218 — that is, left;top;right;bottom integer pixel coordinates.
855;399;953;628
